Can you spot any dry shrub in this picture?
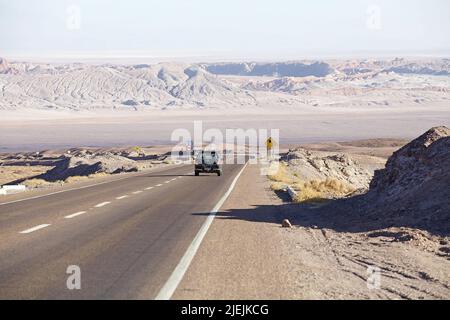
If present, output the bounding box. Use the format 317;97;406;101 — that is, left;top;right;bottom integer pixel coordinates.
65;172;109;184
267;162;355;203
268;163;293;184
293;178;355;203
270;181;288;191
88;172;109;179
22;179;58;188
21;172;111;189
64;176;89;184
268;163;295;191
0;165;52;186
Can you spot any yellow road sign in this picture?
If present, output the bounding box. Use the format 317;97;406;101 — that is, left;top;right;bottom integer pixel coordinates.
266;137;273;150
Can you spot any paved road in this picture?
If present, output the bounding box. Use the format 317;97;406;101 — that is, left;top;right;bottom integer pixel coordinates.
0;163;245;299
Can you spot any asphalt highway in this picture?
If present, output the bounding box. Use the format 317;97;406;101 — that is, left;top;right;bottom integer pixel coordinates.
0;163;245;299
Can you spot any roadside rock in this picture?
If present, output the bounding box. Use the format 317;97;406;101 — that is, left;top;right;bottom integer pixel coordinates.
284;148;373;190
282;219;293;228
38;154;138;181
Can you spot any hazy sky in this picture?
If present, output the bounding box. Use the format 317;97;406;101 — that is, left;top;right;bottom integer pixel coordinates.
1;0;449;60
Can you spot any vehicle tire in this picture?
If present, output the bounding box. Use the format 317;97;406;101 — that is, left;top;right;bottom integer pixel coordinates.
217;170;222;176
195;171;200;176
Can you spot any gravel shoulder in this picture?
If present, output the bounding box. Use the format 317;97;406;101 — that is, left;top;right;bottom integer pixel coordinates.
174;162;450;300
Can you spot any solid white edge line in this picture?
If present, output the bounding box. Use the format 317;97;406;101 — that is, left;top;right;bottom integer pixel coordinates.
95;201;111;208
0;176;131;206
65;211;87;219
20;224;51;234
155;161;249;300
155;184;163;187
0;164;188;206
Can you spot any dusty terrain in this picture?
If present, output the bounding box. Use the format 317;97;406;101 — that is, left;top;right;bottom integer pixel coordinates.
0;146;174;189
0;166;50;186
175;129;450;300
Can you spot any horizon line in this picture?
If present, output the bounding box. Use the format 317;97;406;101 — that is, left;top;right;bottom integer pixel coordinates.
3;50;450;64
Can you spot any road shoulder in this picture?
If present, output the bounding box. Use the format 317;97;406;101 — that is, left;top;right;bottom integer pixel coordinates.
173;163;298;299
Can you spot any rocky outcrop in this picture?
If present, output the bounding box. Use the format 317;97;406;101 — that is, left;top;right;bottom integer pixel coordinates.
384;64;450;76
0;57;15;74
366;126;450;233
204;61;334;77
38;154;138;181
168;67;252;106
370;126;450;196
243;77;319;94
284;148;374;190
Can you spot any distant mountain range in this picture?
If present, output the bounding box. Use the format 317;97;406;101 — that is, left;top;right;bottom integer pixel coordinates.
0;57;448;111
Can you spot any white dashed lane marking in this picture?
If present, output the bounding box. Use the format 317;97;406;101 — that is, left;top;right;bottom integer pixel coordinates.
20;224;51;234
65;211;87;219
95;202;111;208
14;166;195;235
16;168;191;235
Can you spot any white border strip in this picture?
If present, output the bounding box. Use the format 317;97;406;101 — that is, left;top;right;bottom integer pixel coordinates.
0;164;186;207
0;176;132;206
155;162;249;300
